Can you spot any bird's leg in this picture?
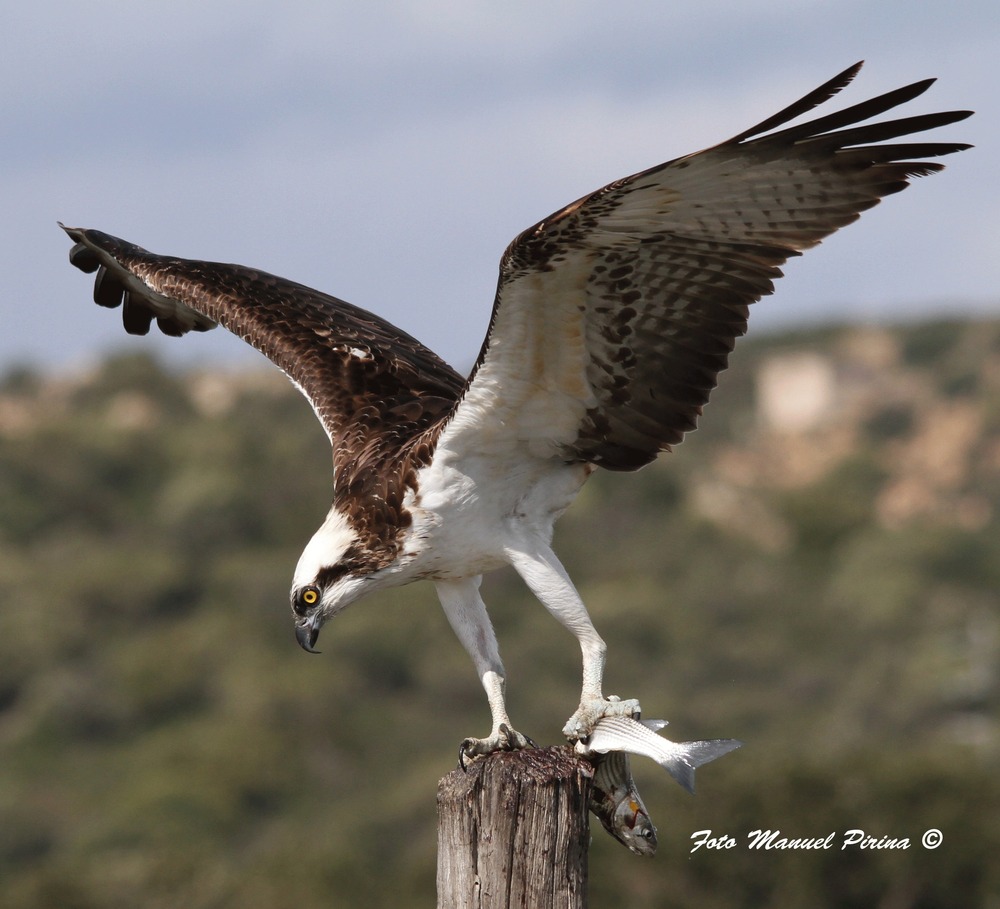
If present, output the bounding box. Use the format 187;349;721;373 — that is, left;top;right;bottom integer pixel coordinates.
434;576;535;764
504;538;640;741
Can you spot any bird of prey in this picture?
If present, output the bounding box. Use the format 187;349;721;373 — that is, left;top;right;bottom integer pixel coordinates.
62;63;970;762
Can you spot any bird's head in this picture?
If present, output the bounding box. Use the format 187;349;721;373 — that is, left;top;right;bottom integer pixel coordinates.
290;507;372;653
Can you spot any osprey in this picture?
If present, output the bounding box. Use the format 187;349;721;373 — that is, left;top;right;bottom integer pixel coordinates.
62;63;969;762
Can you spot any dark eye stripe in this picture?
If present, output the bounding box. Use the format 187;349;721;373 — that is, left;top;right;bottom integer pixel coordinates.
315;564;351;588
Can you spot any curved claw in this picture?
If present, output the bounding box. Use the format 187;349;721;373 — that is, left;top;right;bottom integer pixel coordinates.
458;723;536;771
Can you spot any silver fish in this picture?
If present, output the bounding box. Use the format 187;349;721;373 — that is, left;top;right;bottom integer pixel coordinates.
588;748;658;856
577;716;742;795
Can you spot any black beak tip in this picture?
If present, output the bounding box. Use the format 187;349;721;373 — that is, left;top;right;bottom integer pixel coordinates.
295;621;321;654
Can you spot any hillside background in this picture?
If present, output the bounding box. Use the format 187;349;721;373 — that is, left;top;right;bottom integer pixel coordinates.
1;318;998;908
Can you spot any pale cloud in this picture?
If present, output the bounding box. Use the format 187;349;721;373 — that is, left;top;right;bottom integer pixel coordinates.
3;1;996;373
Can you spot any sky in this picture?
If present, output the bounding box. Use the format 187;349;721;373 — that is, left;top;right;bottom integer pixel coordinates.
3;1;997;377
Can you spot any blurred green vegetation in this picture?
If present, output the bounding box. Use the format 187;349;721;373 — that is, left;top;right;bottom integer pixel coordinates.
1;319;997;907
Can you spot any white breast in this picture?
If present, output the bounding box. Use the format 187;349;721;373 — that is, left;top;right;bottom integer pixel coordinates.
398;443;593;581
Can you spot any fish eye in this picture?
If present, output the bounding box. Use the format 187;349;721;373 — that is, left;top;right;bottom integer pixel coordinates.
294;585;321;616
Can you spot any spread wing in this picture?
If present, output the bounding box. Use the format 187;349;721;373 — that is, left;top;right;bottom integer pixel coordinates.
60;226;465;482
441;62;971;470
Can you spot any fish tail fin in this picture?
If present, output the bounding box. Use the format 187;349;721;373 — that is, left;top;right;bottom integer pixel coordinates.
659;738;743;794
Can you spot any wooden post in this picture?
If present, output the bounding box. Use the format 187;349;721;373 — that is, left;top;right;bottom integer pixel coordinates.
436;746;593;909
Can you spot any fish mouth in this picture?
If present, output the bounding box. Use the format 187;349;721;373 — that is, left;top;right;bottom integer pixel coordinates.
295;617;321;653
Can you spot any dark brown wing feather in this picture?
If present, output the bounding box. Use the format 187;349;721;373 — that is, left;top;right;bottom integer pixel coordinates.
61;226;465;491
452;62;971;470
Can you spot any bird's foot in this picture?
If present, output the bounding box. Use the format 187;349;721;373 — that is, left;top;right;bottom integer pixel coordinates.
563;695;642;742
458;723;537;770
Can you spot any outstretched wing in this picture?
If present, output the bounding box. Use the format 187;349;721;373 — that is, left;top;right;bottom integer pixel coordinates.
442;62;972;470
61;226;465;480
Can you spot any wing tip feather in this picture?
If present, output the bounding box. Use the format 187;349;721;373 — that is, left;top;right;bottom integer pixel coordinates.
61;224;220;338
728;64;970;157
727;60;865;144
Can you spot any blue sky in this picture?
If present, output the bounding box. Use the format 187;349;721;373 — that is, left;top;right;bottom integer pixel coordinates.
4;1;997;375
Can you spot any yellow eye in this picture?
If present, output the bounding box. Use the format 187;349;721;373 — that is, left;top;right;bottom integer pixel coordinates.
293;586;321;616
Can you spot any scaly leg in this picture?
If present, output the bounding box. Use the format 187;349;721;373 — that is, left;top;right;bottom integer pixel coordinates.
503;536;640;740
435;576;534;764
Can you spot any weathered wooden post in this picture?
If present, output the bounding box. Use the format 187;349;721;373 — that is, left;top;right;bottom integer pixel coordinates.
436;746;594;909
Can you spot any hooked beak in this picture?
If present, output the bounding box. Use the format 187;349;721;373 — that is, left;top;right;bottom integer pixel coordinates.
295;616;322;653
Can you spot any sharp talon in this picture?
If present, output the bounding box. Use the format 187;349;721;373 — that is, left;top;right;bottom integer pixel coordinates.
457;725;534;765
564;696;643;742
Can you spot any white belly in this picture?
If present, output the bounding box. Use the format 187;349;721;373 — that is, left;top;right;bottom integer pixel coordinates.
398;449;593;581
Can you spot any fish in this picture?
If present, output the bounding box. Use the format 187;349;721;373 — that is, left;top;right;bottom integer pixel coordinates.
577;716;742;795
587;748;658;856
